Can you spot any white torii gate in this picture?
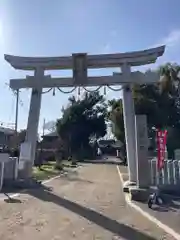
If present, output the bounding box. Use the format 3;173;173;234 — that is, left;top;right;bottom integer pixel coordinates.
4;46;165;180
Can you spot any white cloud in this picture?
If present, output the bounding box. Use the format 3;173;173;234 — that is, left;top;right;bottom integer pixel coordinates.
104;43;111;52
110;30;117;37
0;20;5;49
139;29;180;72
98;30;117;54
162;29;180;47
100;43;111;54
152;29;180;49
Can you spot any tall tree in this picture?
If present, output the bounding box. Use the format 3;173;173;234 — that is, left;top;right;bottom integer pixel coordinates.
56;91;107;159
108;99;125;144
133;84;180;129
9;129;27;148
158;63;180;157
108;66;180;158
158;63;180;98
158;63;180;117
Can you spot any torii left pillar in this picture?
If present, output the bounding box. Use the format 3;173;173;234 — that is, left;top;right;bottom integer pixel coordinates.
22;68;43;178
121;64;137;187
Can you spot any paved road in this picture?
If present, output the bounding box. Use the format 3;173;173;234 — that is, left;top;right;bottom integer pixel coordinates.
0;164;175;239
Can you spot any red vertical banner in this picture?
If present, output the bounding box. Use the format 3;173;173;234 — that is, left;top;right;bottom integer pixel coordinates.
157;129;168;170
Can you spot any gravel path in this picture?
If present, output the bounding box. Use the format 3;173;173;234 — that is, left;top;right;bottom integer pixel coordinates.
0;164;175;239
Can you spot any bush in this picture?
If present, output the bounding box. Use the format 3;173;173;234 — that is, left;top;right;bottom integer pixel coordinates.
54;163;63;171
71;159;77;167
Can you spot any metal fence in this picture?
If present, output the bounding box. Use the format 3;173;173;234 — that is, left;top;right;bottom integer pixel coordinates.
149;158;180;193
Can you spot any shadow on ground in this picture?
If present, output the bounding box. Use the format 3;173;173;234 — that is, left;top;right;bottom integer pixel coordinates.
0;166;86;198
24;184;157;240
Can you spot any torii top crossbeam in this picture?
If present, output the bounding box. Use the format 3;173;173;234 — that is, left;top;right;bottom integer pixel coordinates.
4;46;165;70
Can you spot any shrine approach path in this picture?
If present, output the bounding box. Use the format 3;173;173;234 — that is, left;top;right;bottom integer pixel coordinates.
0;163;175;240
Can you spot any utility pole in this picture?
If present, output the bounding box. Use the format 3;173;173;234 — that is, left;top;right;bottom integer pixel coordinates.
15;89;19;133
41;118;45;150
14;89;19;149
42;118;45;137
39;118;46;169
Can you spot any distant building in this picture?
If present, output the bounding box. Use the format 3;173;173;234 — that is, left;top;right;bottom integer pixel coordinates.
0;126;15;147
36;131;65;164
97;139;124;156
42;131;58;140
40;131;59;150
98;139;123;149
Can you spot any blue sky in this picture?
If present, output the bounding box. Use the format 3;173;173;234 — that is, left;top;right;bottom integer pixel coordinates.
0;0;180;134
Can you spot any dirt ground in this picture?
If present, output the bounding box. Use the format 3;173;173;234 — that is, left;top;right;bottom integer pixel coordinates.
0;164;175;240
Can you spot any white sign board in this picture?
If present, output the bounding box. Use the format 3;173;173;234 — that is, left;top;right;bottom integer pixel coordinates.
19;142;31;161
19;142;31;170
0;162;4;191
135;115;150;188
18;161;24;170
0;153;10;163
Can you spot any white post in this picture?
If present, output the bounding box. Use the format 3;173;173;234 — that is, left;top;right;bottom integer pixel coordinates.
25;68;43;175
121;64;137;184
0;162;4;191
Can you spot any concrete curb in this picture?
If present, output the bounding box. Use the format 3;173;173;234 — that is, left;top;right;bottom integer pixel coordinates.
116;165;180;240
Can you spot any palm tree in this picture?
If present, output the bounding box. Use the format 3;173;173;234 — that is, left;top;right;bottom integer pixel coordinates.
158;63;180;98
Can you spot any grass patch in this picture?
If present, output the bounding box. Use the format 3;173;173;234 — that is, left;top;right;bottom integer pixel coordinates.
32;160;78;181
33;160;76;181
32;162;60;181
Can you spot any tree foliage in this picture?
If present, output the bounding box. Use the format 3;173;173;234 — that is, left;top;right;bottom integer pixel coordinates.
133;84;180;129
10;129;26;148
108;99;125;144
158;63;180;97
17;129;26;143
108;65;180;157
56;91;107;158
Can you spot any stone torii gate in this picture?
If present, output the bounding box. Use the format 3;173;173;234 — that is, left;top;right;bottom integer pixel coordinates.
5;46;165;179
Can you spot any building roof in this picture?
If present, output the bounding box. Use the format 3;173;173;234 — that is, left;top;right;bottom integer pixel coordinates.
42;131;58;137
0;126;15;135
98;139;123;148
111;140;123;148
98;139;115;146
